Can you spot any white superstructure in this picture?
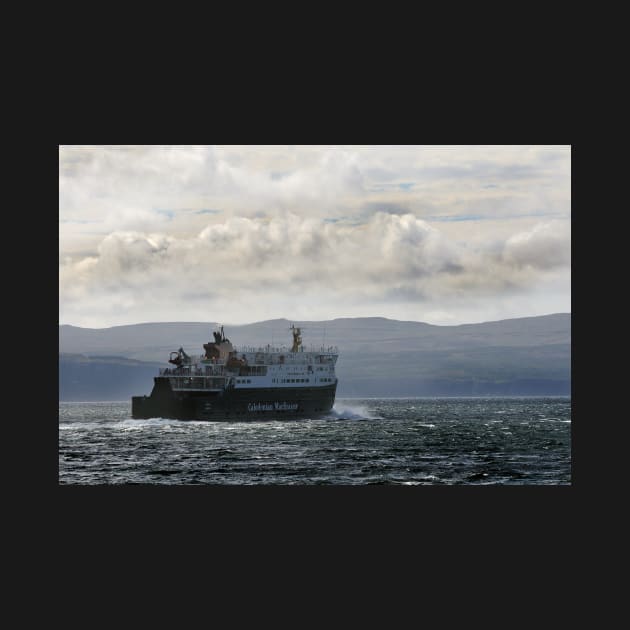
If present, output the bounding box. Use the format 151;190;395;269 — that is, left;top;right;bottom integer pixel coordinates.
161;325;338;393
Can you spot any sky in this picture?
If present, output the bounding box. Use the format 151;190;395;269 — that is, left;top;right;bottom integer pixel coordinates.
59;145;571;328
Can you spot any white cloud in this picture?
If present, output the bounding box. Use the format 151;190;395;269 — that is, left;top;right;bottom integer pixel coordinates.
502;220;571;269
60;212;571;326
59;145;571;326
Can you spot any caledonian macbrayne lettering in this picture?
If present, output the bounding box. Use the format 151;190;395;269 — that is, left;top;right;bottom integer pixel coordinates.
247;402;299;412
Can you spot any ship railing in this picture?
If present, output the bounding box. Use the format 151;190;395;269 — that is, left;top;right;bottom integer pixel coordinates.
158;346;339;374
233;345;338;355
236;355;336;366
160;366;227;377
168;375;227;391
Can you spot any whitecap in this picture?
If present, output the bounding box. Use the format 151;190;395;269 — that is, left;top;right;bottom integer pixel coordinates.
327;403;382;420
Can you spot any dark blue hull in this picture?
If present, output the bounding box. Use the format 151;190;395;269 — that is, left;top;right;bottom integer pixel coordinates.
132;377;337;421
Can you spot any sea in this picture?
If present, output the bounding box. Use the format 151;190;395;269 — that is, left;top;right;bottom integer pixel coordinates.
58;397;571;485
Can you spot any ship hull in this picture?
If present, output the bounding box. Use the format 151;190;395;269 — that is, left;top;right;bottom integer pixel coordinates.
132;377;337;421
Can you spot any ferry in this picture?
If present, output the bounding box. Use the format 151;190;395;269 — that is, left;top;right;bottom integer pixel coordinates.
131;325;338;420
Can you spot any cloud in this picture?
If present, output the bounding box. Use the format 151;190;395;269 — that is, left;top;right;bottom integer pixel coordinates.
502;220;571;269
60;214;570;323
59;146;367;237
59;146;571;326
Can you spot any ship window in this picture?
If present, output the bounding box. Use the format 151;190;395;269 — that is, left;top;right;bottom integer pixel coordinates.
247;379;251;383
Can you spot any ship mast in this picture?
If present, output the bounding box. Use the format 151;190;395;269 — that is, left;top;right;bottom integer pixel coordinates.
290;324;303;352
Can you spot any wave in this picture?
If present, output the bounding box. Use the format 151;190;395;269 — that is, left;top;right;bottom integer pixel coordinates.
326;403;382;421
117;417;213;430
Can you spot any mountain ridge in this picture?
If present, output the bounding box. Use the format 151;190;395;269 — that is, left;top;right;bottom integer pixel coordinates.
59;314;570;400
59;312;569;331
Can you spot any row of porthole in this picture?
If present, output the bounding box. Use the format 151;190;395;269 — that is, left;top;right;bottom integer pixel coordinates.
241;377;334;384
272;378;311;383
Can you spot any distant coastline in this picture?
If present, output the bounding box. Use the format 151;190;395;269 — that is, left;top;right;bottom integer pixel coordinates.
59;314;570;401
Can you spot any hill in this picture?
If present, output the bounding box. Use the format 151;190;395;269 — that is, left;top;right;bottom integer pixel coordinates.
59;314;571;400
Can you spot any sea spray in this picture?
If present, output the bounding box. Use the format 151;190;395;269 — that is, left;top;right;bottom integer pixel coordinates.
328;402;382;420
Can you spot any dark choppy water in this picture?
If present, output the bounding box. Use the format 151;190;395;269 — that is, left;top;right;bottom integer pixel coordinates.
59;398;571;485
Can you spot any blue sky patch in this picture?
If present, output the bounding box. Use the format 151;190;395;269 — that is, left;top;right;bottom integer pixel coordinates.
427;214;487;222
155;210;175;220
